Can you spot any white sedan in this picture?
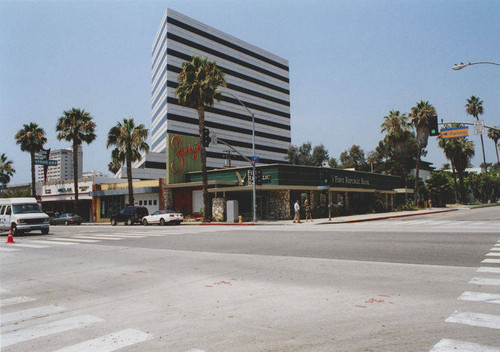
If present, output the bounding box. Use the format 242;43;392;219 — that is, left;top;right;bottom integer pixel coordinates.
142;210;183;226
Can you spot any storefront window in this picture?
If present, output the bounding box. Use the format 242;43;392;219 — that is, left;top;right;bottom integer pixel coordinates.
100;196;125;218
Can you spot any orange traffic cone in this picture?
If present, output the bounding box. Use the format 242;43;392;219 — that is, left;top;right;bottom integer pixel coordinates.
6;228;15;243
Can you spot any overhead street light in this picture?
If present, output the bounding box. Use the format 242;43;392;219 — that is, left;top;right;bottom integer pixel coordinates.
452;61;500;70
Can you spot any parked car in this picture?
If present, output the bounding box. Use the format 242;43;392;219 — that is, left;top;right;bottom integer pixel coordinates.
50;213;82;225
142;210;183;226
110;206;149;226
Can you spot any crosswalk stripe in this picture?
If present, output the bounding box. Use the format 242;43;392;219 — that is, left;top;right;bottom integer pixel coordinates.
487;253;500;257
0;296;36;307
430;338;500;351
72;236;122;240
53;328;153;352
490;248;500;251
0;287;9;293
482;259;500;264
1;305;66;325
478;267;500;274
0;247;20;252
4;243;49;249
445;311;500;329
30;240;75;246
46;238;100;243
458;291;500;305
469;278;500;286
1;314;104;348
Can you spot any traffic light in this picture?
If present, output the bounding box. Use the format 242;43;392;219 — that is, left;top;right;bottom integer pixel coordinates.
319;170;329;185
202;128;211;147
255;169;263;185
429;115;439;136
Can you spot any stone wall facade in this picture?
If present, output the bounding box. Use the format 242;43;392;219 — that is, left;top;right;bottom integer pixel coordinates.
269;190;290;220
164;188;173;210
212;197;226;222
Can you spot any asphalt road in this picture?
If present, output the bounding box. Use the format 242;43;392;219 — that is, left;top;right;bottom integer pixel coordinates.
1;207;500;351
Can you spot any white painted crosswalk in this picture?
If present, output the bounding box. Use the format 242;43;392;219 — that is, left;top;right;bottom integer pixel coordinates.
430;339;500;352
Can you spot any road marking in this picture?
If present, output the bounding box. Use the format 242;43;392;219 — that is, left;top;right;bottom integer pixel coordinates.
430;338;500;351
478;267;500;274
446;311;500;329
30;240;75;246
46;238;100;243
490;248;500;251
482;259;500;264
0;287;9;293
53;328;153;352
1;314;104;348
4;243;49;249
0;296;36;307
72;236;122;240
1;305;66;325
0;247;20;252
98;234;147;238
486;252;500;257
469;278;500;286
458;291;500;305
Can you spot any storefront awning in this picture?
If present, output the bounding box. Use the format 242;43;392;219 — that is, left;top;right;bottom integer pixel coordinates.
206;184;396;194
90;187;159;197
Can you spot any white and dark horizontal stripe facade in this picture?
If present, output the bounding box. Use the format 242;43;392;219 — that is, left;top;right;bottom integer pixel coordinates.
151;8;290;168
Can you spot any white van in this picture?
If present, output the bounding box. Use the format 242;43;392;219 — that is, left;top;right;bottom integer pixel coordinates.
0;198;50;235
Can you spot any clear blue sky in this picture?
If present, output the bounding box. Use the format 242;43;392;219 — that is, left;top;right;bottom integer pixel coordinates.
1;0;499;184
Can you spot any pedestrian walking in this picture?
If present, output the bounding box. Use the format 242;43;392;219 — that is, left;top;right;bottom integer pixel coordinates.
293;200;301;223
305;199;313;222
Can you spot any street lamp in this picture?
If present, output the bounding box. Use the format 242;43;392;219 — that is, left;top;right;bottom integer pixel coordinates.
452;61;500;70
219;91;257;223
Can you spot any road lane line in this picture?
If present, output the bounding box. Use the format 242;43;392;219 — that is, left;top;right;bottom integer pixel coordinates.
0;287;9;293
1;305;66;325
53;328;153;352
445;311;500;329
482;259;500;264
5;243;49;249
30;240;75;246
46;238;100;243
430;338;500;351
0;296;36;307
1;314;104;348
458;292;500;305
0;247;20;252
469;278;500;286
71;236;122;240
478;267;500;274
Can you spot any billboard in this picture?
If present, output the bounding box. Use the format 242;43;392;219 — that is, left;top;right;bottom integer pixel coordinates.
166;133;202;184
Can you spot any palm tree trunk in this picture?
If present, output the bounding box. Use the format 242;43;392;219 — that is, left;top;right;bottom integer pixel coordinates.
198;106;210;222
451;163;458;204
479;134;487;171
495;140;500;164
414;147;421;205
30;150;37;198
73;143;79;214
126;152;134;206
458;172;465;203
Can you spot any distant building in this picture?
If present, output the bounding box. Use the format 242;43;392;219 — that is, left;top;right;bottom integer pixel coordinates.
113;152;167;180
37;147;83;182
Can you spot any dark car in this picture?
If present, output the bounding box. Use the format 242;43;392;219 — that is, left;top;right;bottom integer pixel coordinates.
50;213;83;225
110;206;149;226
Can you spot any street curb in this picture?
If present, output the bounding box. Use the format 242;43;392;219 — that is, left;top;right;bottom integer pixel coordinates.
200;222;255;226
316;208;458;225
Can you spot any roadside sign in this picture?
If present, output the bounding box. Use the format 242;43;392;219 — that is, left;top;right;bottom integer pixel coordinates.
474;120;485;135
317;185;328;189
440;127;469;139
35;159;57;166
251;156;260;162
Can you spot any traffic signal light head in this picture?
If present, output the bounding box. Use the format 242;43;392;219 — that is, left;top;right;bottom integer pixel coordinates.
255;169;263;185
202;128;211;147
429;115;439;136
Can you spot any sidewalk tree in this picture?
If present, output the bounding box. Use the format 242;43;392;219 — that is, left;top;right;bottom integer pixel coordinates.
107;118;149;207
465;96;487;170
339;145;369;171
0;153;15;190
409;100;437;203
175;56;226;222
286;142;329;166
426;171;454;206
14;122;47;197
56;108;96;214
487;126;500;165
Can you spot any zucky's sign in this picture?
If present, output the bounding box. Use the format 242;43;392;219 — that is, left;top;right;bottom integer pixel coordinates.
170;136;201;174
166;133;202;184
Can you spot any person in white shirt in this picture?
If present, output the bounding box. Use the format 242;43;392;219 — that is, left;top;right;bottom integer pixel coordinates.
293;200;301;223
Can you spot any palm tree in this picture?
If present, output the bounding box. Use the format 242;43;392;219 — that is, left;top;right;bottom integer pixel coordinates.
107;118;149;206
409;101;437;204
0;153;16;190
487;126;500;164
465;96;486;171
438;124;461;203
56;108;96;214
381;110;411;198
107;148;122;175
14;123;47;197
175;56;226;222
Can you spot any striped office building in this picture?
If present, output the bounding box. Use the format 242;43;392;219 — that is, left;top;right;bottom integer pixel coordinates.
151;9;290;168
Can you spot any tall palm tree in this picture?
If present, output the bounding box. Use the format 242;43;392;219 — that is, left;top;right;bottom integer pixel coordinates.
487;126;500;164
175;56;226;222
409;100;437;204
381;110;411;197
0;153;16;190
438;124;461;203
107;118;149;206
15;123;47;197
465;96;486;171
56;108;96;214
453;138;475;202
